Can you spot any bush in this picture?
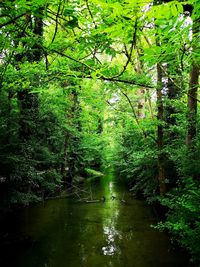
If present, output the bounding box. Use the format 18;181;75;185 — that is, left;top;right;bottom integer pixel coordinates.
155;178;200;263
113;124;158;198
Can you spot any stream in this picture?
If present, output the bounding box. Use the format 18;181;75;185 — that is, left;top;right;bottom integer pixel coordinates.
0;172;188;267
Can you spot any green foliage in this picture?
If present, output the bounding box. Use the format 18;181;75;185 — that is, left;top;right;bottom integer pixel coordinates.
10;192;42;206
1;0;200;263
151;125;200;262
113;121;158;197
155;178;200;262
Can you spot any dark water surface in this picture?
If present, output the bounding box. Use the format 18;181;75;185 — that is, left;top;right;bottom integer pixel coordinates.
0;173;188;267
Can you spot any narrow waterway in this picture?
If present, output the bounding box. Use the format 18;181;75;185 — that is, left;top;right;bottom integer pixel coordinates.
0;173;188;267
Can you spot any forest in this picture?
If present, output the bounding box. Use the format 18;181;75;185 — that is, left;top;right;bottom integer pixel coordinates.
0;0;200;266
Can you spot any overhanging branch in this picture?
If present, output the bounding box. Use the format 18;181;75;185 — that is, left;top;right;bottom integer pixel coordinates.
0;13;26;28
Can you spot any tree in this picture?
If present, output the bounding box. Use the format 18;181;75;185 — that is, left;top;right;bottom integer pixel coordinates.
186;5;200;148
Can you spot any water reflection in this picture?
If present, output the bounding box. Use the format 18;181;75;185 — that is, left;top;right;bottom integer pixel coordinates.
102;223;121;256
109;181;114;191
101;180;122;256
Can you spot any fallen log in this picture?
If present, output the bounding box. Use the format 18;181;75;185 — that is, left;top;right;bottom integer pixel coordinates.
78;197;106;203
85;199;101;203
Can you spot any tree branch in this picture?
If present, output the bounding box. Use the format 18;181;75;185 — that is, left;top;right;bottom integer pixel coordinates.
121;90;156;142
50;49;95;71
85;0;97;29
0;13;26;28
100;76;154;88
51;0;62;44
121;90;141;126
110;18;138;79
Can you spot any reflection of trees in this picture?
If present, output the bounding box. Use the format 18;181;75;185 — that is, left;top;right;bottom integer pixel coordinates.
101;180;122;256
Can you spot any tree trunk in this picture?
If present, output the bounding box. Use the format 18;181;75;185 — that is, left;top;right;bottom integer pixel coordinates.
60;132;69;178
165;64;180;130
135;49;146;119
186;64;199;147
186;17;199;148
17;9;43;141
157;63;167;195
64;88;82;188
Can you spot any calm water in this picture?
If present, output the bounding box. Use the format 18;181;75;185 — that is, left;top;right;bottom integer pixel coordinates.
0;173;188;267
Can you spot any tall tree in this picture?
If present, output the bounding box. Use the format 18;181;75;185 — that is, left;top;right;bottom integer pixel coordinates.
16;7;44;141
186;10;200;148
